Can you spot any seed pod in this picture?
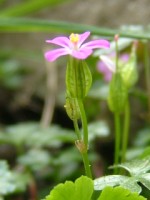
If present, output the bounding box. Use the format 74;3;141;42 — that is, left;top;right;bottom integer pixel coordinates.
66;57;92;99
107;72;128;113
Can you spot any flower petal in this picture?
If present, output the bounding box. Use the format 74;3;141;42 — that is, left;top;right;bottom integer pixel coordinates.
46;36;70;48
72;49;92;60
100;55;116;72
78;31;91;46
45;48;69;62
81;39;110;50
97;61;113;82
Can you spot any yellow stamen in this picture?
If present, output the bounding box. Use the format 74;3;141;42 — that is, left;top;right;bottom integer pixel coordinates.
69;33;79;43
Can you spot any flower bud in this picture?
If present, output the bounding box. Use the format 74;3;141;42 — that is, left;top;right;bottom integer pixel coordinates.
107;72;128;113
64;96;80;120
121;42;138;88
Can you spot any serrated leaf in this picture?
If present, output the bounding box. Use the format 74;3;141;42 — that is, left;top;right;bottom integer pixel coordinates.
98;186;146;200
94;175;141;194
45;176;93;200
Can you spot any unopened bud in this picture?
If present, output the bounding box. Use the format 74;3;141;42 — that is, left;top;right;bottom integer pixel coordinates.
121;42;138;88
107;72;128;113
65;96;80;120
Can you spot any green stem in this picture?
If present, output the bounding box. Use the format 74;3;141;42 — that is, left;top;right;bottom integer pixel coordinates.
114;112;121;174
77;99;92;178
73;120;81;140
144;42;150;121
121;100;130;163
78;99;88;148
73;117;92;178
82;152;92;178
115;34;119;72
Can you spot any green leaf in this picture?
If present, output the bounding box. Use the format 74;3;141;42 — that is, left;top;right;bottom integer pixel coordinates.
0;161;16;195
1;122;76;148
74;176;93;200
0;18;150;40
88;121;110;142
0;160;29;195
46;181;75;200
45;176;93;200
134;128;150;147
140;147;150;159
0;0;71;17
98;186;146;200
137;173;150;191
17;148;51;171
94;175;141;194
117;157;150;176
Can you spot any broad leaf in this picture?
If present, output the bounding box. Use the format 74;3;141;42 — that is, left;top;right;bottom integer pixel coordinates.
45;176;93;200
137;173;150;191
117;157;150;176
98;186;146;200
94;175;141;193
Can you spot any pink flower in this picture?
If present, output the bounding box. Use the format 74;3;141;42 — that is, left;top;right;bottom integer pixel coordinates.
97;53;129;82
44;32;110;62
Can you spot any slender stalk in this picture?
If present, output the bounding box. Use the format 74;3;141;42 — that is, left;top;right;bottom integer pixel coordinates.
115;34;119;72
113;35;121;174
121;100;130;163
76;99;92;178
144;42;150;121
82;152;92;178
114;112;121;174
78;99;88;148
73;117;92;178
73;120;81;140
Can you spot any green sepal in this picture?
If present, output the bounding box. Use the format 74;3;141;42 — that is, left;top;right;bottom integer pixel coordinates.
65;95;80;121
66;57;92;99
107;72;128;113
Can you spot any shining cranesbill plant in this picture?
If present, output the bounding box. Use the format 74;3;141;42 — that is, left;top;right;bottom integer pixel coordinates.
44;31;110;178
43;33;150;200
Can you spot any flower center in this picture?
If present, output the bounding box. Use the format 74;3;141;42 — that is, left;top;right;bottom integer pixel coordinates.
69;33;79;44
